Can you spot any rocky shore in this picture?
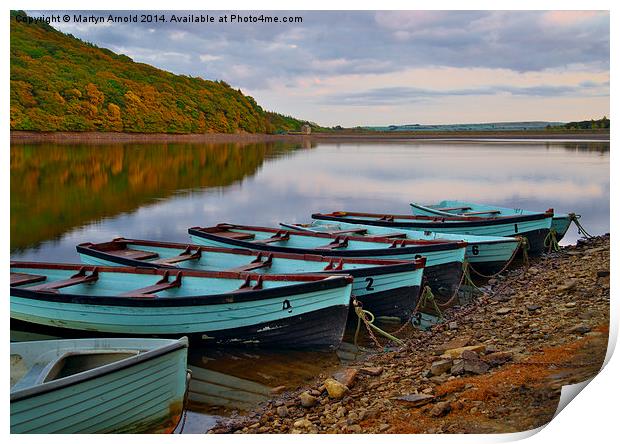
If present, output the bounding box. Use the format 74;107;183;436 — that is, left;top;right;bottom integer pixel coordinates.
210;235;610;434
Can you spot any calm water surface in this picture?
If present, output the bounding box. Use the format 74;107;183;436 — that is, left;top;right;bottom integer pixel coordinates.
10;139;609;432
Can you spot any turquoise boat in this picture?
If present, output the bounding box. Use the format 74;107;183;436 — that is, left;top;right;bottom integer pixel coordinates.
188;224;467;305
11;337;189;433
10;262;353;350
311;210;553;255
410;200;575;241
281;220;521;275
77;238;426;321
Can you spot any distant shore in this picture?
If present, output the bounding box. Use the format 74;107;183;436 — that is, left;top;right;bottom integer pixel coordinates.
10;130;609;144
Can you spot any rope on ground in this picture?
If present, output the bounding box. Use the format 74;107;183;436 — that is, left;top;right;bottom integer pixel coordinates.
468;236;530;279
544;228;560;253
568;213;593;239
353;300;405;348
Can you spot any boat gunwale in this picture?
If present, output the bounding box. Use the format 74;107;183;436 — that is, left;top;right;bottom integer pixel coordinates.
281;223;521;247
199;223;464;246
76;239;427;277
311;210;554;229
188;226;468;255
10;337;188;403
410;202;568;219
10;262;353;307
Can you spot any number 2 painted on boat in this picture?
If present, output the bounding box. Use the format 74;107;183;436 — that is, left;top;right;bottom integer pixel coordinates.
365;277;375;291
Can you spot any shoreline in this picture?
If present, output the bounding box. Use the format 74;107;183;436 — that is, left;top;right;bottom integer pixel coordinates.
209;235;610;434
10;130;610;144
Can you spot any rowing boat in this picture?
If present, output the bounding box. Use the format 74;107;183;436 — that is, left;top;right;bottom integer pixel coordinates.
311;210;553;255
10;262;353;350
410;200;573;241
188;224;467;305
77;238;426;320
281;220;521;275
11;337;188;433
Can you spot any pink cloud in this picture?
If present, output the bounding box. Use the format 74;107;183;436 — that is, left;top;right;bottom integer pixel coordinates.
543;11;606;27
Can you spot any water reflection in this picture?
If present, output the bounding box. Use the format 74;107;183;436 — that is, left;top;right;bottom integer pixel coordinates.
11;140;609;258
10;141;305;252
187;347;342;415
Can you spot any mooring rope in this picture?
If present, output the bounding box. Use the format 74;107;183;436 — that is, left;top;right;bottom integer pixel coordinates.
468;236;530;279
176;369;192;434
568;213;593;239
353;300;405;347
544;228;560;253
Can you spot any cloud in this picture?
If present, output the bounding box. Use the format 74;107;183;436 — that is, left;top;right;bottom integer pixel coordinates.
322;82;610;105
24;10;610;125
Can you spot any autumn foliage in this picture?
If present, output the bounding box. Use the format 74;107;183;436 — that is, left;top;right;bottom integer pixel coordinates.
10;11;310;134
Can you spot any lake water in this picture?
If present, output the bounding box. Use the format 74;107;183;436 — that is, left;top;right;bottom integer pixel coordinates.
10;139;610;432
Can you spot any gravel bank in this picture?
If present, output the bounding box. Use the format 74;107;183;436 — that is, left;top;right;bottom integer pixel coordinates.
210;234;610;434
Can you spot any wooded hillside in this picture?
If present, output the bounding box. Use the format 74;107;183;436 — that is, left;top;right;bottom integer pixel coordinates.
10;11;312;134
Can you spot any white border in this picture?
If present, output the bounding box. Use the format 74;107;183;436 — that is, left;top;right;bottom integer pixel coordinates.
3;1;615;443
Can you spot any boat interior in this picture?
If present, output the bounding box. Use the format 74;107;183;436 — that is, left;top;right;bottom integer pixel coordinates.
11;349;140;391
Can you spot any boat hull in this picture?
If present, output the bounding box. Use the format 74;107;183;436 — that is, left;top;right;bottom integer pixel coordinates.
424;261;463;305
10;264;353;350
10;340;187;434
552;216;571;241
11;303;349;350
411;201;569;243
354;285;421;320
294;221;520;271
77;245;425;321
311;213;550;256
188;234;464;302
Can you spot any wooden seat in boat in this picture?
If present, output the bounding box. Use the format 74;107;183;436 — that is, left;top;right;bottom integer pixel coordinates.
151;246;202;265
437;206;472;212
377;232;407;239
316;236;349;250
251;231;290;245
232;275;264;292
26;268;99;292
327;228;367;235
112;248;159;261
226;253;273;272
120;271;183;298
461;210;501;216
10;272;46;287
323;258;344;271
214;231;256;240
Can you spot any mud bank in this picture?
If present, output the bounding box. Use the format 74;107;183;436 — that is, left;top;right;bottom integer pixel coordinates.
210;235;610;434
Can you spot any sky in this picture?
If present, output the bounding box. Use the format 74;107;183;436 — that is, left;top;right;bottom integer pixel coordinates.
30;10;610;127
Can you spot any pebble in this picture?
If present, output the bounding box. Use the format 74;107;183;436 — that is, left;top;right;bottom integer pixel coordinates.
276;406;289;418
333;368;358;388
496;307;512;315
324;378;348;399
300;392;318;408
429;401;452;417
569;324;592;334
394;393;435;406
430;359;453;376
360;366;383;376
